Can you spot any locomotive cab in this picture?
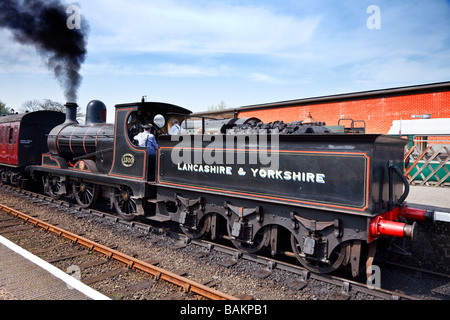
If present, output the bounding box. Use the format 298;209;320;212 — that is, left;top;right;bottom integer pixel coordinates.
109;101;192;181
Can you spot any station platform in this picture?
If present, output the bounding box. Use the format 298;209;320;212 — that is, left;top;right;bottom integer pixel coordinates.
0;235;109;300
408;185;450;211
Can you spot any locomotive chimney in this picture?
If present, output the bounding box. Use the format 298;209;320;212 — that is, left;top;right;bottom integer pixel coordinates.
64;102;79;124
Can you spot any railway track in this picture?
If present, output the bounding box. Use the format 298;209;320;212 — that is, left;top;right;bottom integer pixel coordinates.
0;198;238;300
1;184;448;300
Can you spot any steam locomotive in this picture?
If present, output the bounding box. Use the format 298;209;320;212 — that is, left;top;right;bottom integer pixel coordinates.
0;99;447;277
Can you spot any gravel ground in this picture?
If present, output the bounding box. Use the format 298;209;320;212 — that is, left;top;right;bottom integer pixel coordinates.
0;190;312;300
0;188;448;300
0;287;17;300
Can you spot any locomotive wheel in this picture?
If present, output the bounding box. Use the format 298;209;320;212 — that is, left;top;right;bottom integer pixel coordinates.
180;214;211;239
290;234;347;274
12;176;26;189
113;187;137;221
45;174;63;200
73;181;99;209
1;171;7;183
227;224;270;254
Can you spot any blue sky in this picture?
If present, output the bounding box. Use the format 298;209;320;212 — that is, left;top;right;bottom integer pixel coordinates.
1;0;450;122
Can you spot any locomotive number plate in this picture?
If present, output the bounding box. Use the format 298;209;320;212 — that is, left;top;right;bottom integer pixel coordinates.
121;153;135;167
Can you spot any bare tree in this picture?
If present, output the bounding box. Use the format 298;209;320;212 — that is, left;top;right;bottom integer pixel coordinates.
21;99;64;112
207;100;229;111
21;99;85;122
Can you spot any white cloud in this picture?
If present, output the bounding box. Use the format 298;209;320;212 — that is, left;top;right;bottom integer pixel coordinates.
248;72;285;85
1;0;449;111
0;30;47;74
81;0;322;55
354;57;450;87
83;61;231;78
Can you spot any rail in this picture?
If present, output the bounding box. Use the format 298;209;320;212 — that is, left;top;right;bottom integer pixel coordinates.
0;203;239;301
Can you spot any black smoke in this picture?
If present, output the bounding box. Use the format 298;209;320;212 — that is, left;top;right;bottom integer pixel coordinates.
0;0;89;102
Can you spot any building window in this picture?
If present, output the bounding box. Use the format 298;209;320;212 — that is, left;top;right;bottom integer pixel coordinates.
414;136;428;154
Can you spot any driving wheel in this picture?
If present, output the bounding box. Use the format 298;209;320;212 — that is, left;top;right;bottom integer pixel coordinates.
45;174;63;200
290;234;348;273
73;180;98;209
113;187;137;221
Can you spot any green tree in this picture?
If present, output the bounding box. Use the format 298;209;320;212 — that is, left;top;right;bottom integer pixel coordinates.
0;100;10;114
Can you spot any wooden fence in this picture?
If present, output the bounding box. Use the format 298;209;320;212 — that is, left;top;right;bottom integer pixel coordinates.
404;139;450;187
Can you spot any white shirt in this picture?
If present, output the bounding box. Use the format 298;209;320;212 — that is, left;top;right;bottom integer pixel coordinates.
169;124;184;135
133;131;158;155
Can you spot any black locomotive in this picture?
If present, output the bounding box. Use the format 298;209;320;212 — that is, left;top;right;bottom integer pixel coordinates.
1;99;445;277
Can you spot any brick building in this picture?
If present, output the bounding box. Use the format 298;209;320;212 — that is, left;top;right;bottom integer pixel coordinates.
193;81;450;134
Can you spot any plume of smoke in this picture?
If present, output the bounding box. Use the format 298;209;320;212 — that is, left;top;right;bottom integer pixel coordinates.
0;0;89;102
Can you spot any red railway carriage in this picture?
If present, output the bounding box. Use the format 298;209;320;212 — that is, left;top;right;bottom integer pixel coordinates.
0;111;65;185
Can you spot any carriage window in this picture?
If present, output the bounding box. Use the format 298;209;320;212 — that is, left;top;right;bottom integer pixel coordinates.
7;127;13;144
0;126;3;144
13;126;18;144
